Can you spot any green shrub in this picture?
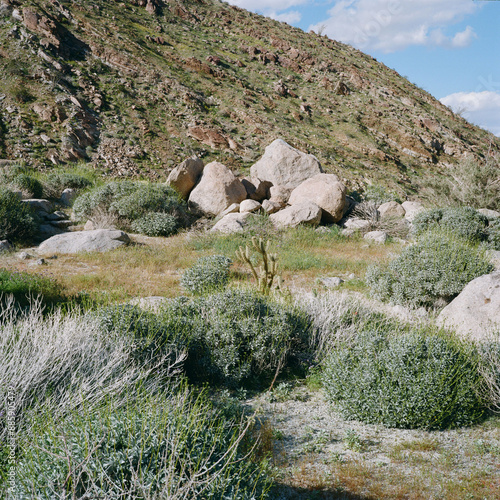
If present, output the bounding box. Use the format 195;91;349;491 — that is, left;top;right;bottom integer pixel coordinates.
12;173;44;198
131;212;178;237
487;218;500;250
181;255;233;295
412;207;489;242
366;231;493;307
322;330;486;429
15;390;270;499
0;187;38;243
363;184;400;205
42;172;93;198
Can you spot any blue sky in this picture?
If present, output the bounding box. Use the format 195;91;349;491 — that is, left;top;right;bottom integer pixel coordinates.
227;0;500;136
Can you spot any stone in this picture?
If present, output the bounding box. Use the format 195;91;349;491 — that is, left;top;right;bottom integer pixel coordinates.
46;211;68;221
18;251;31;260
22;198;53;214
188;161;247;216
84;220;95;231
38;229;130;254
60;188;78;206
378;201;406;218
320;277;343;287
261;199;281;214
38;224;66;240
402;201;425;222
478;208;500;218
288;173;346;223
210;213;251;233
343;218;371;230
341;228;356;237
166;157;204;199
219;203;240;217
241;177;272;202
0;240;13;253
364;231;388;243
437;271;500;340
250;139;323;189
240;199;261;213
269;185;292;207
269;202;322;228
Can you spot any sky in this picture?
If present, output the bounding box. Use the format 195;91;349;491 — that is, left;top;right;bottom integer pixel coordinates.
226;0;500;136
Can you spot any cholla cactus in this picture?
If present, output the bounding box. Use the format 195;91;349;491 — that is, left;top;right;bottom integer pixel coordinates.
236;237;279;295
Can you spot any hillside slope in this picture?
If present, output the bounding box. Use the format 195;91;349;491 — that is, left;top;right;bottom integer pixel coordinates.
0;0;498;195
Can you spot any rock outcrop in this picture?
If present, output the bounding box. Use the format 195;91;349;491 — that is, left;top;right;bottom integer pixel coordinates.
250;139;323;189
38;229;130;254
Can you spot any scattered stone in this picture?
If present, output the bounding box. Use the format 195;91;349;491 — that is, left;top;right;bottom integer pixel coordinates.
378;201;405;218
269;202;322;228
38;229;130;254
315;226;330;234
401;201;425;222
341;228;356;237
364;231;388;243
60;188;78;206
240;199;261;213
269;185;292;207
18;251;31;260
0;240;13;253
320;277;343;287
437;271;500;340
261;199;281;214
289;173;346;223
250;139;323;189
219;203;240;218
210;213;251;233
478;208;500;218
188;161;247;216
166;157;204;199
36;258;46;266
343;218;371;230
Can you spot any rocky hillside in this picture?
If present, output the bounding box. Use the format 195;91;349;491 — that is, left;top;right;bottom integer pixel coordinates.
0;0;498;195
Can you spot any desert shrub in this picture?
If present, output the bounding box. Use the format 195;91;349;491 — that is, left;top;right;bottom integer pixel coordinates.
131;212;178;237
12;173;44;198
14;389;270;499
0;187;38;243
181;255;232;295
363;184;400;205
42;171;93;198
486;218;500;250
366;231;493;307
478;340;500;412
412;206;489;242
322;329;486;429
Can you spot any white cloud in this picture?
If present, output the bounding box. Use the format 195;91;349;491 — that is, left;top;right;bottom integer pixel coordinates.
440;91;500;136
270;10;302;24
309;0;478;52
227;0;308;13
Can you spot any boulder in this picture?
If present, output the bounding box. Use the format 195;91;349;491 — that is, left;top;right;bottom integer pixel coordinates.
166;157;204;199
343;218;371;230
38;229;130;254
378;201;405;218
240;199;261;213
60;188;78;206
210;213;251;233
269;202;322;228
219;203;240;217
402;201;425;222
288;173;346;223
437;271;500;340
241;177;272;202
188;161;247;216
269;185;292;207
364;231;388;244
261;199;281;214
320;277;343;287
478;208;500;218
22;199;53;214
0;240;13;253
250;139;323;189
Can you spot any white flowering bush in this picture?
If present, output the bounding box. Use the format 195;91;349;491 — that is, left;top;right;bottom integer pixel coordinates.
181;255;233;295
323;329;485;430
131;212;178;236
366;231;493;307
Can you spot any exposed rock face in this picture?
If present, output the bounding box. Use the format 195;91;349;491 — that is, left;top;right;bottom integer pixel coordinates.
188;161;247;216
210;213;251;233
166;157;204;199
288;173;346;223
378;201;406;218
219;203;240;217
38;229;130;254
269;202;322;228
437;271;500;340
250;139;323;189
22;199;53;214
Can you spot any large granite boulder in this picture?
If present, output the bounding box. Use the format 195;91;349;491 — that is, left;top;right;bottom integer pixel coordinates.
166;157;204;199
288;173;346;223
250;139;323;189
241;177;272;202
38;229;130;254
437;271;500;340
378;201;405;218
269;202;322;228
210;213;251;233
188;161;247;216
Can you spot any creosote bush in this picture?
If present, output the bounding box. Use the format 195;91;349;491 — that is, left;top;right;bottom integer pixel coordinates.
323;329;486;430
181;255;232;295
366;231;493;307
0;187;38;244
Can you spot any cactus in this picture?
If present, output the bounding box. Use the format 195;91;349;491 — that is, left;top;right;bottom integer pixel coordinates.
236;237;280;295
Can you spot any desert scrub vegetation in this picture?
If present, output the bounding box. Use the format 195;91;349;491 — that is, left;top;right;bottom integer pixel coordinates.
72;180;188;235
366;230;493;307
0;187;38;244
181;254;233;295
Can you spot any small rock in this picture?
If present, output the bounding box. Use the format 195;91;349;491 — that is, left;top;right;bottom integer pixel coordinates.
378;201;405;218
344;218;371;230
210;213;251;233
269;185;292;207
240;199;261;213
60;188;78;206
18;251;31;260
402;201;425;222
315;226;330;234
0;240;13;253
364;231;388;243
36;258;46;266
269;202;322;228
320;277;343;287
219;203;240;217
341;228;356;237
261;199;281;214
22;198;53;213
